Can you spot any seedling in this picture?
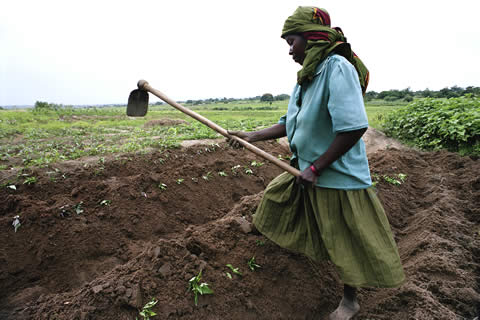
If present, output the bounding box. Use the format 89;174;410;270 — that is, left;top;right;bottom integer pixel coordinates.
226;264;242;276
231;165;241;175
247;257;261;271
202;171;212;181
277;154;291;161
218;171;227;177
250;161;264;167
59;204;71;217
12;215;21;232
137;298;158;320
225;272;232;279
74;202;84;215
244;167;253;175
383;175;401;185
255;240;265;246
188;270;213;306
7;184;16;190
397;173;407;182
99;199;111;206
158;183;167;190
23;176;37;185
176;178;184;185
191;177;199;183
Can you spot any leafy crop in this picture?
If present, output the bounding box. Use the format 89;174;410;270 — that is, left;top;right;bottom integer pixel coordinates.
137;298;158;320
247;257;261;271
226;264;243;276
12;215;21;232
23;176;37;185
188;270;213;306
382;96;480;156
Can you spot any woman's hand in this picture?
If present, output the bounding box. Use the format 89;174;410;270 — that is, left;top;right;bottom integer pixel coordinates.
296;165;319;185
227;130;255;148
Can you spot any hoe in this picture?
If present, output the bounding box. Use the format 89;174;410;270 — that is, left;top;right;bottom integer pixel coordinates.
127;80;300;177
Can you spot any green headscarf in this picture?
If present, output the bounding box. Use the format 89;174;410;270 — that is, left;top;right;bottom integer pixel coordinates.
282;6;369;95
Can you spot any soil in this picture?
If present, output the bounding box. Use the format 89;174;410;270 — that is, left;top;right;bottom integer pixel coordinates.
1;128;479;320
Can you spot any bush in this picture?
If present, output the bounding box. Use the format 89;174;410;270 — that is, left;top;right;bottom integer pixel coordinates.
382;96;480;156
33;101;61;113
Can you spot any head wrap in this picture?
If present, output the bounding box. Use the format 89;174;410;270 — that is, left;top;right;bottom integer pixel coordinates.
282;7;369;95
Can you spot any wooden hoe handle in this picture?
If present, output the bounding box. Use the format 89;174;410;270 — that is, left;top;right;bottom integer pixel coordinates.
137;80;300;177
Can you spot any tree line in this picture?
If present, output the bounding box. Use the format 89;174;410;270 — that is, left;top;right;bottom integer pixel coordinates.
365;86;480;102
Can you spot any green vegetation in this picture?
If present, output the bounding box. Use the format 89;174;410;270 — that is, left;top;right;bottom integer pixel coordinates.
382;96;479;156
2;89;477;172
247;257;261;271
226;264;243;277
137;298;158;320
188;270;213;306
12;215;21;233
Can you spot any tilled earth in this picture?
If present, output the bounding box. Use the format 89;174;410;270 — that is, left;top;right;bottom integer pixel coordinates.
0;130;479;320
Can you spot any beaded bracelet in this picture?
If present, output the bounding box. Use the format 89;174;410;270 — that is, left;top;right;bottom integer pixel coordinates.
310;164;319;176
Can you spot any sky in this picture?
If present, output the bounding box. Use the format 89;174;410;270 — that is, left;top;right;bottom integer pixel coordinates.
1;0;479;106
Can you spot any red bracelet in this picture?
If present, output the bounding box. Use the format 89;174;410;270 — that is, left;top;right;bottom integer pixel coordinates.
310;164;319;176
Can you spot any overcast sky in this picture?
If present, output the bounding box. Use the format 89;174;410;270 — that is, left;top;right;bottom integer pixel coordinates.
1;0;479;106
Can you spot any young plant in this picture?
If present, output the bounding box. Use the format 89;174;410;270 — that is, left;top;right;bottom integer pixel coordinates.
23;176;37;185
12;215;21;232
255;240;265;246
231;165;241;176
226;264;243;276
158;183;167;190
218;171;227;177
176;178;184;185
99;199;111;206
247;257;261;271
250;161;264;167
383;175;402;185
6;184;16;190
244;167;253;175
137;298;158;320
74;201;84;215
188;270;213;306
202;171;212;181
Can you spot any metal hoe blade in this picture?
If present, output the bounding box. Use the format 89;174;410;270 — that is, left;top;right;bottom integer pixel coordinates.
127;89;149;116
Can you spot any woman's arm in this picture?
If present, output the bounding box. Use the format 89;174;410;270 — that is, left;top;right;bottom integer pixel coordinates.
228;123;286;147
297;127;367;184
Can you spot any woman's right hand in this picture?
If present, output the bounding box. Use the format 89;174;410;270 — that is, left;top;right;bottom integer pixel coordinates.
227;130;254;148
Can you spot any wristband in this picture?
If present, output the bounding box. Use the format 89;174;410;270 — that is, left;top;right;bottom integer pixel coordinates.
310;164;319;176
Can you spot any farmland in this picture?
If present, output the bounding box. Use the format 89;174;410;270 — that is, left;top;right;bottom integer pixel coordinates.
0;100;398;171
0;99;479;319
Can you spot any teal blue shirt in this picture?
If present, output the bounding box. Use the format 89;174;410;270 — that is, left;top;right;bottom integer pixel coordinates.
279;54;372;190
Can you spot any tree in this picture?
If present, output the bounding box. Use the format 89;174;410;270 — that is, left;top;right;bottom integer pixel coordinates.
260;93;274;102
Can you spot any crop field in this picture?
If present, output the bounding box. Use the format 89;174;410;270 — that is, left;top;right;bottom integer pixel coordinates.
0;101;398;171
0;99;479;319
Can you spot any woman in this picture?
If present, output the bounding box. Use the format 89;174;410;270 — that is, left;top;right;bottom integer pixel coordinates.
229;6;405;320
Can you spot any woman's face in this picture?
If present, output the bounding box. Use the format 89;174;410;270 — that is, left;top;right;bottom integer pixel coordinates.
284;35;307;65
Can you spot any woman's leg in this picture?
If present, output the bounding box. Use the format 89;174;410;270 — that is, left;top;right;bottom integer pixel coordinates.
328;284;360;320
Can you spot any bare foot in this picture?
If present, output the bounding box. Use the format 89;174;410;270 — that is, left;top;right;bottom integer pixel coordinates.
328;297;360;320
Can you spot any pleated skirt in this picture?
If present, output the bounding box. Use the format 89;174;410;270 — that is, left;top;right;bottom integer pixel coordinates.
253;172;405;288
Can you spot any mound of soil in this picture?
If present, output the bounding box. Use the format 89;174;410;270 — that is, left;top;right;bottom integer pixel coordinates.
143;119;189;127
0;134;479;319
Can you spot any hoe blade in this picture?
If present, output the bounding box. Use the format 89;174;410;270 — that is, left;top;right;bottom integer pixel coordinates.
127;89;149;117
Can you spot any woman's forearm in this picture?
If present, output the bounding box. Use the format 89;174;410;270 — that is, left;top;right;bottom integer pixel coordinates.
249;124;287;142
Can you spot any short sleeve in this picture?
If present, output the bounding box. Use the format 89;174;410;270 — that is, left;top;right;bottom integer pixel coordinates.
327;58;368;133
278;114;287;125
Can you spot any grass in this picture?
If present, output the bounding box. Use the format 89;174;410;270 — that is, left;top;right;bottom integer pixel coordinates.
0;100;403;170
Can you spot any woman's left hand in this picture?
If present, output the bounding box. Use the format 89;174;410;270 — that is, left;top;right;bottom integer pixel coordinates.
296;166;318;185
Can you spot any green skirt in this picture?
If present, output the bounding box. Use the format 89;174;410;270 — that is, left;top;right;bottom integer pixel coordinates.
253;172;405;288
